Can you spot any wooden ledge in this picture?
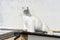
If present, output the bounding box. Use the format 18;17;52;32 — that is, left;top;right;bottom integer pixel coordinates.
19;32;60;38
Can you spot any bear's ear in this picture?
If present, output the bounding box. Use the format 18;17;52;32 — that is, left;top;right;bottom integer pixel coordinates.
27;7;30;11
27;7;28;9
22;7;28;11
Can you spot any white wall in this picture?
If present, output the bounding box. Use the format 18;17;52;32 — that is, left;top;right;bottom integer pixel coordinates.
0;0;60;30
28;35;60;40
0;0;24;29
23;0;60;30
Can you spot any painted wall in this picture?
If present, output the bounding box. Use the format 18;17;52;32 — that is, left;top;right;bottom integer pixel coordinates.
28;35;60;40
0;0;24;29
0;0;60;30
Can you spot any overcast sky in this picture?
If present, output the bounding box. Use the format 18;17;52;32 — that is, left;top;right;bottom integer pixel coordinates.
0;0;60;30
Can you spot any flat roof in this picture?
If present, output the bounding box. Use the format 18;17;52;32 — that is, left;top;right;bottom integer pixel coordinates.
0;31;60;39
